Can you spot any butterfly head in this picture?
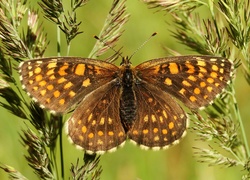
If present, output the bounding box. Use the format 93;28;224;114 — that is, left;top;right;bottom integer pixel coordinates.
120;56;132;67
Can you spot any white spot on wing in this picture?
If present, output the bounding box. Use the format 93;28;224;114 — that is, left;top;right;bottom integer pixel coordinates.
18;61;24;68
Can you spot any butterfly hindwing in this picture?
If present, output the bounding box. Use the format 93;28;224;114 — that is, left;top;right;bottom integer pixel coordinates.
128;82;187;149
66;79;126;154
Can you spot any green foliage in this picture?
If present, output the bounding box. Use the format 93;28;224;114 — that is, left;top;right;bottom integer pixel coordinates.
0;0;249;179
144;0;250;179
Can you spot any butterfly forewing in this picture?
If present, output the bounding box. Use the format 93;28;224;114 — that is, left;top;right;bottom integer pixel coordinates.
135;56;233;109
128;82;187;149
19;57;119;113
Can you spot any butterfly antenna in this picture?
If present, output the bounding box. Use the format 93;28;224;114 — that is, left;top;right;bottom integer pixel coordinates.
94;35;123;59
129;32;157;60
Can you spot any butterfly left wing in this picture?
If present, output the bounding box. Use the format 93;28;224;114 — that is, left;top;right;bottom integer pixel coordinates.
135;56;233;109
19;57;119;113
66;79;126;154
128;82;187;149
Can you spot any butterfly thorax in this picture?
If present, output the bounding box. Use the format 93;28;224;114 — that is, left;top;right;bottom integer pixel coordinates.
119;59;137;132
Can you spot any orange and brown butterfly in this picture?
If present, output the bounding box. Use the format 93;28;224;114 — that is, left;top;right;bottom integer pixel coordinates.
18;55;233;154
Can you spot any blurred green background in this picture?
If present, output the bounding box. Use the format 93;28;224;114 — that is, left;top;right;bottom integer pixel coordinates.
0;0;250;180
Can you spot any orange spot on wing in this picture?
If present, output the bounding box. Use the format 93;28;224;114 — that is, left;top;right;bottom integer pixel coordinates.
75;64;85;75
169;63;179;74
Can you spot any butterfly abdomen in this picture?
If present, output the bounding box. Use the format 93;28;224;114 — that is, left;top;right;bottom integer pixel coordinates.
120;67;137;132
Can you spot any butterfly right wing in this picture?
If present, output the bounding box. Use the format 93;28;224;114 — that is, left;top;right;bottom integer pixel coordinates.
135;56;233;109
19;57;119;113
128;81;187;149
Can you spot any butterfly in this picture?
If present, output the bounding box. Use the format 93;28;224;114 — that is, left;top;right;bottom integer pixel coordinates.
19;55;233;154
